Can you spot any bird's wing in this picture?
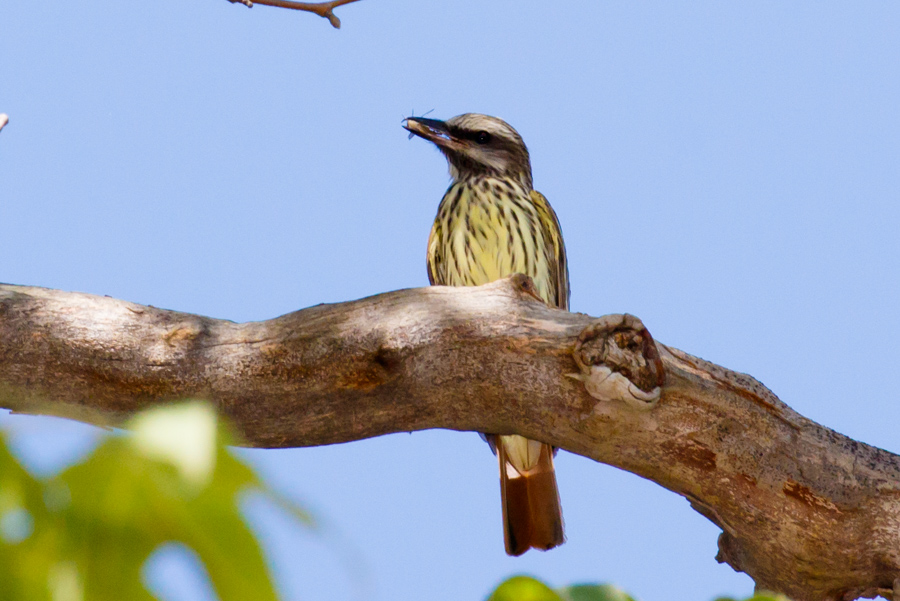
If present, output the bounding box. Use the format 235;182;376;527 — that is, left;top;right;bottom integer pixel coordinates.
530;189;570;310
426;216;442;286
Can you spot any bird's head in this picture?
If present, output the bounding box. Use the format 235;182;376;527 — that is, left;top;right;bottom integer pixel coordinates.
403;113;533;188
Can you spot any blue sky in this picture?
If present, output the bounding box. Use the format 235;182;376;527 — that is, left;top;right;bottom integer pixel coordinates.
2;1;899;600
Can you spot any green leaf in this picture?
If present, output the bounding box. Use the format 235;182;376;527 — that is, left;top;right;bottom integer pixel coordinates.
713;594;792;601
488;577;643;601
0;432;63;601
559;584;638;601
1;400;312;601
488;575;565;601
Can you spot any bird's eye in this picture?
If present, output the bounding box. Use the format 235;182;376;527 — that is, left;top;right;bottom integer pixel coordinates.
476;131;491;145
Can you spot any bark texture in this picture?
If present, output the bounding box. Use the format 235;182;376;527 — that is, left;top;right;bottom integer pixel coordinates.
1;277;898;601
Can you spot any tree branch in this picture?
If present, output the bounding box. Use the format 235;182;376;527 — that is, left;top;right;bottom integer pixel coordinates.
227;0;363;28
1;277;898;601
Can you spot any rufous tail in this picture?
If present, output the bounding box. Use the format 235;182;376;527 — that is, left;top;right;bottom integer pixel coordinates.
497;437;565;556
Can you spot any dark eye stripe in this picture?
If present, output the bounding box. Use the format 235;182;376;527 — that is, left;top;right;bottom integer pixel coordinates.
450;127;496;145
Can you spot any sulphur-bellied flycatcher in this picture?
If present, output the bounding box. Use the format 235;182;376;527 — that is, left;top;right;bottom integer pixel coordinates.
404;113;568;556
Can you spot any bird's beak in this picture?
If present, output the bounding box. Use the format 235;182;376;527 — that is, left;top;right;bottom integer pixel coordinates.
403;117;464;151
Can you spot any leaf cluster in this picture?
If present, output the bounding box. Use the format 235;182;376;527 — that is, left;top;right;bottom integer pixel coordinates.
0;401;311;601
486;575;791;601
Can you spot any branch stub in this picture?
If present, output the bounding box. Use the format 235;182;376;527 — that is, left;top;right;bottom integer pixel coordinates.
569;313;665;410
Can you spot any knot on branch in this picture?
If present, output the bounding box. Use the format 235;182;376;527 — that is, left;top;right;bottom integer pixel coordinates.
569;314;665;410
507;273;545;303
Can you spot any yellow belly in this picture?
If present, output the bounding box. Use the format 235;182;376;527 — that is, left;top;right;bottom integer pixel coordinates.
428;180;556;305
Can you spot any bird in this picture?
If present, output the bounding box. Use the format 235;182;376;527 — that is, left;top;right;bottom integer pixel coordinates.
403;113;569;556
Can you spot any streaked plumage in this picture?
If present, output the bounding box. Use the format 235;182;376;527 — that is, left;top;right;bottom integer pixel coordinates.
404;113;568;555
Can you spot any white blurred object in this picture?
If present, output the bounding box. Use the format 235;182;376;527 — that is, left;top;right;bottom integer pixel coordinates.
129;401;218;488
0;114;8;133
